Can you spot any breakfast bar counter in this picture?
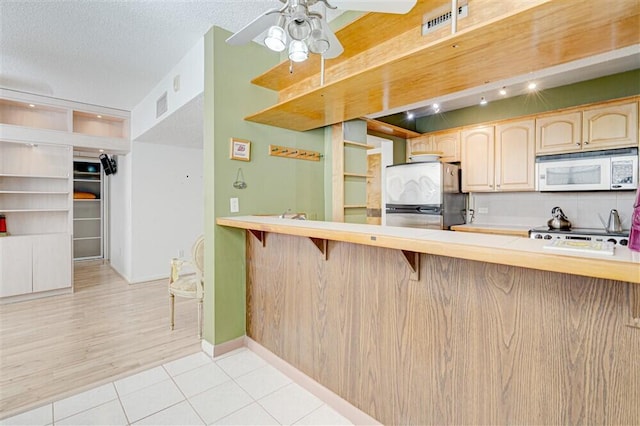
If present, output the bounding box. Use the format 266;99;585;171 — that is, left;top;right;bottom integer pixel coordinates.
217;215;640;425
217;216;639;283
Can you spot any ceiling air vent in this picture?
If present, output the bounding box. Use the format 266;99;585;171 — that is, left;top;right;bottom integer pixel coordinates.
422;4;468;35
156;92;168;118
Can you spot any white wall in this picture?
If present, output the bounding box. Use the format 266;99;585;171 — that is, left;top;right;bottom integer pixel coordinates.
131;37;204;140
129;141;203;283
108;153;133;280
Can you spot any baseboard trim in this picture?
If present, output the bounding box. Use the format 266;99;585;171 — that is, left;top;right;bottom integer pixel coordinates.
201;339;214;357
245;337;381;426
212;336;245;358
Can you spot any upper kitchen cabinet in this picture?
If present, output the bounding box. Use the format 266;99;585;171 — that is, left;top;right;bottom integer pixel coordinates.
461;126;495;192
535;111;582;155
0;90;130;154
407;130;460;163
494;120;535;191
536;100;638;155
433;130;461;163
406;135;431;161
461;120;535;192
582;101;638;150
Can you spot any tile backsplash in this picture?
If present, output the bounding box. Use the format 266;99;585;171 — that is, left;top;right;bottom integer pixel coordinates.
470;190;637;230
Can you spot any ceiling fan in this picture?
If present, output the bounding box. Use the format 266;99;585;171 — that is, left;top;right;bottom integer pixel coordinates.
226;0;417;63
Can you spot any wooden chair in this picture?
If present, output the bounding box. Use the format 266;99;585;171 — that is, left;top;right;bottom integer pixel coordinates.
169;236;204;338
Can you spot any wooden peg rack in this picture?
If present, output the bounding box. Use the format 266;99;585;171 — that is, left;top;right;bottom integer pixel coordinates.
269;144;321;161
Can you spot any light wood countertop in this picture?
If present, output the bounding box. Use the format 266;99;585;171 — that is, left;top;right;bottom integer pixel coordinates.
450;223;532;237
216;216;640;284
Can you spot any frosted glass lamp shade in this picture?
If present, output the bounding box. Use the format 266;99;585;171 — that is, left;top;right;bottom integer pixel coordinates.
288;40;309;62
265;25;287;52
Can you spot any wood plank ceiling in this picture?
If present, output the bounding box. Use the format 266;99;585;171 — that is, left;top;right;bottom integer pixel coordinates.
244;0;640;131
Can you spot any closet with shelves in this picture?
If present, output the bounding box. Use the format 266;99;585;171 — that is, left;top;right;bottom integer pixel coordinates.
73;159;104;260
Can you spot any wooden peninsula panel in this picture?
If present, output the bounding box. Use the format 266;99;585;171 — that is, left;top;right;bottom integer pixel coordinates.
245;232;639;425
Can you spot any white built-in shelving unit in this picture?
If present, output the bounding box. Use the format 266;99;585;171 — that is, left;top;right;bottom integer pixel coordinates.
0;90;129;302
0;141;73;300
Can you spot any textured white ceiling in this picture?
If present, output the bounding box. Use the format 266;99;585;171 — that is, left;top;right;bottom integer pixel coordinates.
0;1;307;111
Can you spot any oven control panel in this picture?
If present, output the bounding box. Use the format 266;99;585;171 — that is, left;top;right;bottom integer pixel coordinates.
530;231;628;246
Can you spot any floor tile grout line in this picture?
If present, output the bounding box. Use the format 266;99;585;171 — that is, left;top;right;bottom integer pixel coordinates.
50;382;120;425
112;380;131;426
161;363;208;426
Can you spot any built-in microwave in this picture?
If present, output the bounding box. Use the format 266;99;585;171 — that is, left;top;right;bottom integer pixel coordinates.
536;148;638;192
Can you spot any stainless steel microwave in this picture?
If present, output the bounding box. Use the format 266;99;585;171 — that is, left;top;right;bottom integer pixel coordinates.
536;148;638;191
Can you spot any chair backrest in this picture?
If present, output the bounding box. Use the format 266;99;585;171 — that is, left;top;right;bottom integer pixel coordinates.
192;235;204;274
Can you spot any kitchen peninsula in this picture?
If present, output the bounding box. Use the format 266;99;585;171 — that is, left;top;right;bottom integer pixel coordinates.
217;215;639;425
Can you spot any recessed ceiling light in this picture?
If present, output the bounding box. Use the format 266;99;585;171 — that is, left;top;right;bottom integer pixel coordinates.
432;103;439;109
96;114;102;119
528;82;537;90
499;87;507;96
28;104;35;108
480;97;488;105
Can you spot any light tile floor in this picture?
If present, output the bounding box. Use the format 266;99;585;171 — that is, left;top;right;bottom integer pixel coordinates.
1;348;354;426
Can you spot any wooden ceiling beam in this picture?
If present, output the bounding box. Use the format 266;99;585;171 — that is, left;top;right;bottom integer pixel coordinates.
245;0;640;131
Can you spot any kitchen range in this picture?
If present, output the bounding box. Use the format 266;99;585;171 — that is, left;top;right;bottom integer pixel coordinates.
529;207;630;246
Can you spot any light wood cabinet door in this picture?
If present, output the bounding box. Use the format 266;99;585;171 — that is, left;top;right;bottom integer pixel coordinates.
432;130;461;162
461;126;495;192
582;102;638;151
32;233;72;293
406;134;432;161
495;120;536;191
536;111;582;154
0;236;33;297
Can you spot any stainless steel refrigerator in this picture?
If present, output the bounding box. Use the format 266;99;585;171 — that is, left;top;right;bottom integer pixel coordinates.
385;161;465;229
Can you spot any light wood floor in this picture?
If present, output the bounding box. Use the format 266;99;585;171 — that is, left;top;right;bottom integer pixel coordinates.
0;260;201;419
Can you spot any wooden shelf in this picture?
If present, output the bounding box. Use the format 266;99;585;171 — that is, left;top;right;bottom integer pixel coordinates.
365;118;421;139
344;173;373;178
344;140;374;149
344;204;367;209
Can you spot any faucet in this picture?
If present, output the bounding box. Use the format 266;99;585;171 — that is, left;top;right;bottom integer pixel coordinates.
279;209;291;218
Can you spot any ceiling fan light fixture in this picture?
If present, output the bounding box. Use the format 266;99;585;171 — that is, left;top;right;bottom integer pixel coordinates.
308;18;329;54
287;5;311;41
288;40;309;62
264;20;287;52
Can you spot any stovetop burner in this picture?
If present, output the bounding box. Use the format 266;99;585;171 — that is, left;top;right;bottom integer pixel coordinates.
529;226;630;246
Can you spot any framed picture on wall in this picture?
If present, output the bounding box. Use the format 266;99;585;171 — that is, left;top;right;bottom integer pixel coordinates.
230;138;251;161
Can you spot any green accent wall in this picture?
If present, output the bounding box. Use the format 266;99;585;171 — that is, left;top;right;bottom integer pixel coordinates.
417;69;640;132
204;27;325;345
